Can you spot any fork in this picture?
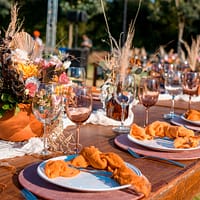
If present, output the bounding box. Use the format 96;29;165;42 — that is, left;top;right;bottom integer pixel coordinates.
127;148;186;168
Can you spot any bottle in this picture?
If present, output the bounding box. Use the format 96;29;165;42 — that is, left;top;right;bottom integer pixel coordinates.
106;94;129;121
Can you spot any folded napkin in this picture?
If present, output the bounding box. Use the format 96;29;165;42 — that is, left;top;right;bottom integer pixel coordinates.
159;93;200;102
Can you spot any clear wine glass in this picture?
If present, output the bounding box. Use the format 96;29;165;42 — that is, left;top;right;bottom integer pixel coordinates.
64;85;92;154
113;74;135;133
67;66;86;86
182;71;199;111
32;83;62;155
164;70;183;119
138;77;160;127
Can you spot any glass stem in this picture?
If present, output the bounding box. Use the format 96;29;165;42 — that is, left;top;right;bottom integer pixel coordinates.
75;124;81;154
43;122;48;155
144;107;149;127
121;104;126;127
188;95;191;110
170;95;175;116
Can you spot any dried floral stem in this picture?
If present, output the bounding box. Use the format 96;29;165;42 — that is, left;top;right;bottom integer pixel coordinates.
5;3;23;39
181;35;200;71
100;0;142;76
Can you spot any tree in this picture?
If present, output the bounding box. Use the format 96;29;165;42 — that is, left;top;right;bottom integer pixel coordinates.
148;0;200;57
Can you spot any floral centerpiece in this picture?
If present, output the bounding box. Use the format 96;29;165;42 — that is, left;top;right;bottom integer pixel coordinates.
99;0;148;120
0;4;71;142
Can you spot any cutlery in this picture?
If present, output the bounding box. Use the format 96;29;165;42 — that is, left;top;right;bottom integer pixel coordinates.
127;148;186;168
21;188;38;200
69;165;113;177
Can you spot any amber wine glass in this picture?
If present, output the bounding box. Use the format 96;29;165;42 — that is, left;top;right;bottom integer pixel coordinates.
182;71;199;111
64;85;92;154
138;77;160;127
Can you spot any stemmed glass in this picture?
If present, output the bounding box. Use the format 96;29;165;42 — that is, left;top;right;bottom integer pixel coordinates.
67;66;86;86
163;69;182;119
32;83;62;155
113;74;135;133
138;77;160;127
64;85;92;154
182;71;199;111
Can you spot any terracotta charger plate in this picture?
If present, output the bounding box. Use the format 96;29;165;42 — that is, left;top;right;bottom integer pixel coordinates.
114;134;200;160
18;162;143;200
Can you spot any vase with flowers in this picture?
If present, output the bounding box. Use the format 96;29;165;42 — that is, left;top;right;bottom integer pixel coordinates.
0;4;71;142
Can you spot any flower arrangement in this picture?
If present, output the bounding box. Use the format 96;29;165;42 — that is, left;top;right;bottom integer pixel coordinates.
0;4;71;118
99;0;148;105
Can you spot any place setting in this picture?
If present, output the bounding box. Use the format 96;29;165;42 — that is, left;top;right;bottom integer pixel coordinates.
114;72;200;162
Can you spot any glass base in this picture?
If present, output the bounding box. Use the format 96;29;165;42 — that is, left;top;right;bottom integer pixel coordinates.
163;113;179;120
112;126;130;133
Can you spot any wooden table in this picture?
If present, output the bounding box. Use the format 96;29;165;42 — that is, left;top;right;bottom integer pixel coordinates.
1;100;200;200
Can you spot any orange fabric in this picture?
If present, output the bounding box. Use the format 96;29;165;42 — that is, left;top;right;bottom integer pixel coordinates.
0;104;43;142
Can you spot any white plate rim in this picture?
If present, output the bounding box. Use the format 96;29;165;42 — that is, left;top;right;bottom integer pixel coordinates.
37;155;142;192
127;134;200;152
181;114;200;125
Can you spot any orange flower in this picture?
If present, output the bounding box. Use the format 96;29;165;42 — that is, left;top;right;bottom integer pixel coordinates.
17;63;38;79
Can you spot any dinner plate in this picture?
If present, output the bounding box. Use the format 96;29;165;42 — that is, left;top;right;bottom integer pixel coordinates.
37;155;142;192
127;134;200;152
170;116;200;132
181;114;200;125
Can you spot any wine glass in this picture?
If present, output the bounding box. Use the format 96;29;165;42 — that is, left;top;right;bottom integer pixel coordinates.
32;83;62;155
67;66;86;86
164;70;183;119
64;85;92;154
182;71;199;111
113;74;135;133
138;77;160;127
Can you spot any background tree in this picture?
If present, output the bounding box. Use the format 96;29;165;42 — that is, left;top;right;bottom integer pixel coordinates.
148;0;200;56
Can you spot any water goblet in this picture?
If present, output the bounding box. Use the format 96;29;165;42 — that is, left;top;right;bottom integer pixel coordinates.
67;66;86;86
113;74;135;133
182;71;199;111
138;77;160;127
64;85;92;154
32;83;62;155
164;70;183;119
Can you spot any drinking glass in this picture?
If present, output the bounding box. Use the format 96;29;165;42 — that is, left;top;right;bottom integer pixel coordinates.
67;66;86;86
32;83;62;155
64;85;92;154
164;70;182;119
113;74;135;133
138;77;160;127
182;71;199;110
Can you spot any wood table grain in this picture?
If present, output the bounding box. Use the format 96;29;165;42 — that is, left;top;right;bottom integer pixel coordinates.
1;99;200;200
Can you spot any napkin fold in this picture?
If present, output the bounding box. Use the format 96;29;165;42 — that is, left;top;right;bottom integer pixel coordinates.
0;138;43;160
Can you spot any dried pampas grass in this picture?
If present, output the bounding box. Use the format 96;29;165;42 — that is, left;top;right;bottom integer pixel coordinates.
5;3;42;60
100;0;142;76
181;35;200;71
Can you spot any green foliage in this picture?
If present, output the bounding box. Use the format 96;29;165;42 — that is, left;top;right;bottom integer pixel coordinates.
0;93;18;118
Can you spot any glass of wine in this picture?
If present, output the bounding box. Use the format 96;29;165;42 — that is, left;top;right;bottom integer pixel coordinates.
113;74;135;133
164;70;182;119
32;83;62;155
138;77;160;127
67;66;86;86
182;71;199;110
64;85;92;154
